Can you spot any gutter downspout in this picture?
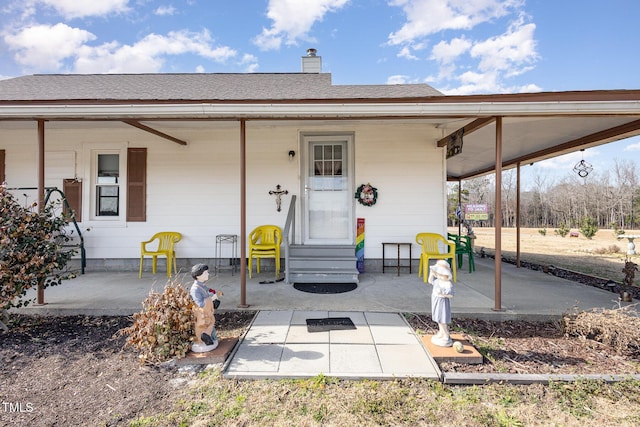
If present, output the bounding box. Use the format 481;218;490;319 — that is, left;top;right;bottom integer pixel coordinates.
493;117;503;311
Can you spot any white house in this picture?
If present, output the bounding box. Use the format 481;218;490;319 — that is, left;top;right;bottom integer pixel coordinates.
2;50;640;301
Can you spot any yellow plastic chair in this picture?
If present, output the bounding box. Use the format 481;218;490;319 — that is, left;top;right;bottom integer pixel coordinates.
248;225;282;278
416;232;457;282
139;231;182;278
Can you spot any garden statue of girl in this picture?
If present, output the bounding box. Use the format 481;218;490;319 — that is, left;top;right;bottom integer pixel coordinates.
428;259;454;347
189;264;220;352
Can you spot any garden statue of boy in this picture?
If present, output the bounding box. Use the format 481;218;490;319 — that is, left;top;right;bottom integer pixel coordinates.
190;264;220;352
428;259;454;347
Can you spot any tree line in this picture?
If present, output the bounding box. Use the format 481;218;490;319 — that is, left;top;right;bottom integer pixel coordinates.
448;158;640;231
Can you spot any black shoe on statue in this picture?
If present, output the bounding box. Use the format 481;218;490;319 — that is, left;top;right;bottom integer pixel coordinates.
201;333;214;346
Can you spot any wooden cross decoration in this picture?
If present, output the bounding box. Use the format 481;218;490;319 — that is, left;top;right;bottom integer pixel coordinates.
269;184;289;212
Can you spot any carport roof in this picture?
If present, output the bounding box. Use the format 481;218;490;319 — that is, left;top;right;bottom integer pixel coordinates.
1;72;640;180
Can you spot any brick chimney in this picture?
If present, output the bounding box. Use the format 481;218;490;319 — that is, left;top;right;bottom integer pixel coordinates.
301;48;322;73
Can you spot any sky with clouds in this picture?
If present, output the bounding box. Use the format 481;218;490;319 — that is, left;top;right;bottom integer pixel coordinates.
1;0;639;185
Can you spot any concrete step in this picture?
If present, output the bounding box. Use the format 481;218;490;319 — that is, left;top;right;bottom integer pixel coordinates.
288;269;360;284
287;256;357;270
286;244;359;284
289;244;355;257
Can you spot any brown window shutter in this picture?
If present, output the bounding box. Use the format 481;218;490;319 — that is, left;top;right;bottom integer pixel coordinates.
127;148;146;222
62;179;82;222
0;149;5;184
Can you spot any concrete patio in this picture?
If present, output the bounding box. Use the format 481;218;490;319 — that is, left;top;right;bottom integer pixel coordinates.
12;257;627;320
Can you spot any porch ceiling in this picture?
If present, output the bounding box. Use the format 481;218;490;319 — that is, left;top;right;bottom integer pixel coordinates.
445;115;640;180
2;96;640;181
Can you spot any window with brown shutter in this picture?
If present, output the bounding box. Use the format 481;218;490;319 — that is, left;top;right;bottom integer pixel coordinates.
127;147;146;222
63;178;82;222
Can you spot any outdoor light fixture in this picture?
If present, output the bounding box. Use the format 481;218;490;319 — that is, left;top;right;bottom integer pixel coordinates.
288;150;296;159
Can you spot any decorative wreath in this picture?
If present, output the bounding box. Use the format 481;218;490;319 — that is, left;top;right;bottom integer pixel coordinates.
355;183;378;206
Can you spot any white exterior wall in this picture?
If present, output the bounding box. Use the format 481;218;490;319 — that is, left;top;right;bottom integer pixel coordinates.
350;123;447;258
0;120;446;262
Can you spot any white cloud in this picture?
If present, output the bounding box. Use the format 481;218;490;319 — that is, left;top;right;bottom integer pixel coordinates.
4;23;237;73
388;0;522;46
73;30;237;73
4;23;96;71
388;0;537;95
38;0;130;19
624;142;640;151
155;5;177;16
397;46;418;60
430;37;471;65
74;40;161;73
387;74;409;84
470;19;537;73
253;0;349;50
515;83;542;93
432;63;456;81
443;70;502;95
239;53;259;73
442;72;542;95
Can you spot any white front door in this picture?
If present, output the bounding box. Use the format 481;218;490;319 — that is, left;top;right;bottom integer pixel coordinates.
302;134;354;245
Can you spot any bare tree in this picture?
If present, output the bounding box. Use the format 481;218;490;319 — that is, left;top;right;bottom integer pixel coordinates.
454;157;640;230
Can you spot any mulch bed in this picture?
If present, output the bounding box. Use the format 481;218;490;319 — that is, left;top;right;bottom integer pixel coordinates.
407;314;640;375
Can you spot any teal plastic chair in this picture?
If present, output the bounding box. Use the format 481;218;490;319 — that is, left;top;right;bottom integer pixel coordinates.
455;235;476;273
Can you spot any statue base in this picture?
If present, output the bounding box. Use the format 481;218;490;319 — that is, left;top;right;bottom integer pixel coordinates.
191;340;219;353
431;335;452;347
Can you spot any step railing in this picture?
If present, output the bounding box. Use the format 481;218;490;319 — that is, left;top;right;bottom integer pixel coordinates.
282;195;297;284
7;186;86;274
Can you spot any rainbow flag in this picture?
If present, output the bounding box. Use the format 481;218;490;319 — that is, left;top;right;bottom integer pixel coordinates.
356;218;365;273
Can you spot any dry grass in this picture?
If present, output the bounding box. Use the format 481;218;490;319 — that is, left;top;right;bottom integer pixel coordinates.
464;227;636;284
137;371;640;426
564;304;640;355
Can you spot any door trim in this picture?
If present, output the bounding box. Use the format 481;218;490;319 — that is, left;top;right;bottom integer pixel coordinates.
300;132;355;245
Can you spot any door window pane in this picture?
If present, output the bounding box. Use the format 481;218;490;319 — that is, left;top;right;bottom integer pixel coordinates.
313;144;343;177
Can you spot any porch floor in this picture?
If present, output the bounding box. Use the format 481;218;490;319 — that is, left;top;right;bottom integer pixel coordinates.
13;257;627;320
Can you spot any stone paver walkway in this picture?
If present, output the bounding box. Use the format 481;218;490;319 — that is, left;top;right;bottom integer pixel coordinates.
223;310;441;380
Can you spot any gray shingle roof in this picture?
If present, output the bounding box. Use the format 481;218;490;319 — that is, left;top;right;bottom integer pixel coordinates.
0;73;443;102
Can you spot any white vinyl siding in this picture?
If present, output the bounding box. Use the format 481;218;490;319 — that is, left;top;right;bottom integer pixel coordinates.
0;121;446;260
